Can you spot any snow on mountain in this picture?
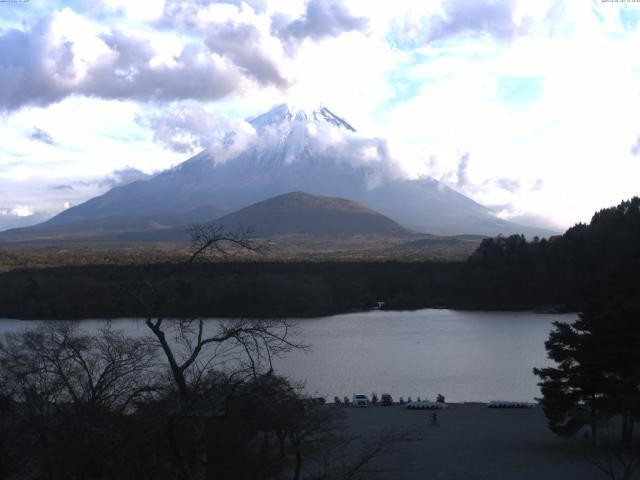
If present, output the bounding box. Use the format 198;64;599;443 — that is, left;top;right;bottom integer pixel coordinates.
248;104;356;133
15;103;555;238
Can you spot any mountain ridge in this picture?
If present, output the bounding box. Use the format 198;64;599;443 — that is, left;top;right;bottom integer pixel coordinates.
4;103;557;239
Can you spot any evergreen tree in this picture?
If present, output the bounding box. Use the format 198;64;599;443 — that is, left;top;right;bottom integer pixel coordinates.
534;303;640;447
534;309;608;444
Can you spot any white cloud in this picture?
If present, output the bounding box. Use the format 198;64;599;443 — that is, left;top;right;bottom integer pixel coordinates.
272;0;368;49
100;0;166;22
0;204;45;231
2;0;640;230
0;7;289;112
359;1;640;228
3;205;34;217
143;104;259;163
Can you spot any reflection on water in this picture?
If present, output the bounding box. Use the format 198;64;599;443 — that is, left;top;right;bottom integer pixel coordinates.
0;309;575;402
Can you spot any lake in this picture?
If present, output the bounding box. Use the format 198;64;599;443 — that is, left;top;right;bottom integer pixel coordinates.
0;309;575;402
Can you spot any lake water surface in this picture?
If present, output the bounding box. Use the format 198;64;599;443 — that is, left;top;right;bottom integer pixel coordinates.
0;309;575;402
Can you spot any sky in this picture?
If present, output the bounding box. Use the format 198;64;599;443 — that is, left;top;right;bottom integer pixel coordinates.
1;0;640;232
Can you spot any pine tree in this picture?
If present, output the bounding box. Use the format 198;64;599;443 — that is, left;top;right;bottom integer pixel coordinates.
534;302;640;446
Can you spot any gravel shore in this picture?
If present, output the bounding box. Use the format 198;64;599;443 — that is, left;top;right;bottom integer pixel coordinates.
338;403;603;479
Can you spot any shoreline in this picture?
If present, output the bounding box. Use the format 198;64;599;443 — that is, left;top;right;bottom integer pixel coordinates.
0;305;577;322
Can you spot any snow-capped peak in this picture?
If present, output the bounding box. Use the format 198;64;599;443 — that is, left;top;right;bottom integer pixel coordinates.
248;103;356;133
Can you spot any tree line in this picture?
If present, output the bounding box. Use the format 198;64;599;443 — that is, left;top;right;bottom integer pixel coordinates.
529;198;640;478
2;197;640;320
0;225;402;480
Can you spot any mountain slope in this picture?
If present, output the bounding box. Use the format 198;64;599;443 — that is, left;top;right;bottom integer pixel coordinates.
212;191;409;236
7;103;556;239
0;206;222;242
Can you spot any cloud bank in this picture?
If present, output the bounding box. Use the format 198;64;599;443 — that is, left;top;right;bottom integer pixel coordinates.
2;0;639;231
142;102;407;184
0;0;367;112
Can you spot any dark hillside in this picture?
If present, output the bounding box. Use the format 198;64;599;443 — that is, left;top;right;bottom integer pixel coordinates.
211;191;409;236
457;197;640;309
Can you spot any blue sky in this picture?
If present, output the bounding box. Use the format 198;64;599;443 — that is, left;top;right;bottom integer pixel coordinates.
1;0;640;231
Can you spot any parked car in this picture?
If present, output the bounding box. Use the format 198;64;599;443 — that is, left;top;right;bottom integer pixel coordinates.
381;393;393;406
352;394;369;407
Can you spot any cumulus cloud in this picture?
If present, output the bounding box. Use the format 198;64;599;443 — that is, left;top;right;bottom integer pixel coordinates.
30;127;55;145
0;13;287;112
156;1;290;89
143;102;407;185
205;22;288;87
427;0;529;43
312;133;405;187
0;205;34;217
0;206;46;231
159;0;268;30
143;105;258;162
273;0;368;48
0;18;70;111
268;106;407;183
81;30;243;103
0;2;368;112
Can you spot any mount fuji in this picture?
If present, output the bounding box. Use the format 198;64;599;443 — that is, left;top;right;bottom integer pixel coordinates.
1;103;554;242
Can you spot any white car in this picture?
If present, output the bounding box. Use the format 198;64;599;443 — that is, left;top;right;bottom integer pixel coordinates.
352;394;369;407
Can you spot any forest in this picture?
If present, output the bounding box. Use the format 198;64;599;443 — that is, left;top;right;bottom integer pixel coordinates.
0;198;639;479
0;197;639;319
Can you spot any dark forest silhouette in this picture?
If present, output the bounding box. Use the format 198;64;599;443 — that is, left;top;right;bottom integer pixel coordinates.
1;197;639;319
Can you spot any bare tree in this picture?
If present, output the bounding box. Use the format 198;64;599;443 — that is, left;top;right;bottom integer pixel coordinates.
0;322;159;480
134;223;304;403
1;323;158;413
126;224;260;324
186;223;264;263
123;223;307;480
145;316;304;402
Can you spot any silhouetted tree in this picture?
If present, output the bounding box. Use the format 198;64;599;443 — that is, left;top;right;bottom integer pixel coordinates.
127;223;307;479
534;303;640;447
128;222;303;403
0;322;158;480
